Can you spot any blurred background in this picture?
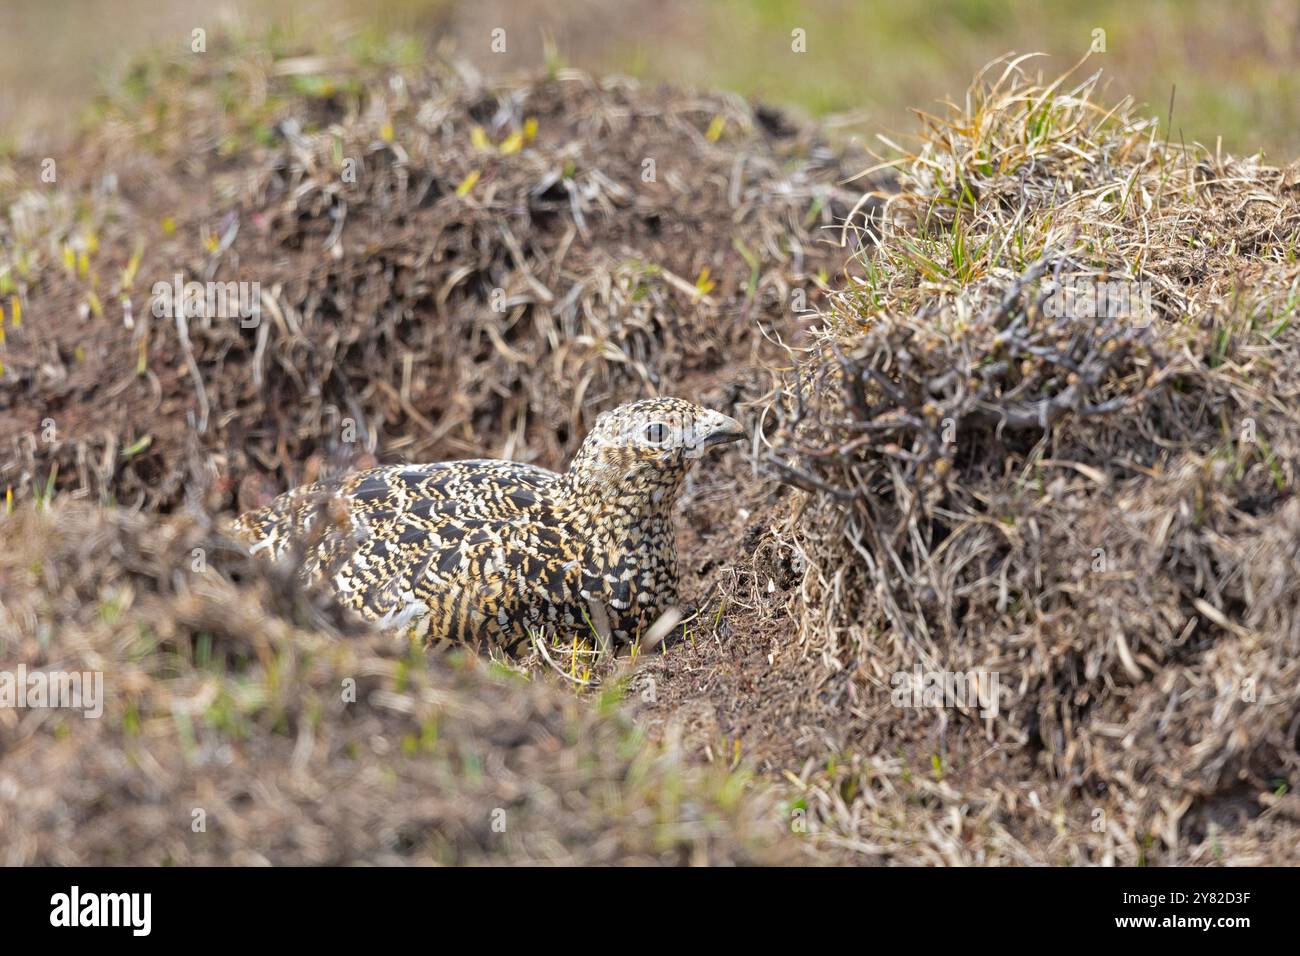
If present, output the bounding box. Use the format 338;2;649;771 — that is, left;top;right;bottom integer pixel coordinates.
2;0;1298;158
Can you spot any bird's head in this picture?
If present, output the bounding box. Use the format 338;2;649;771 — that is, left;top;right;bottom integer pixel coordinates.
565;397;745;505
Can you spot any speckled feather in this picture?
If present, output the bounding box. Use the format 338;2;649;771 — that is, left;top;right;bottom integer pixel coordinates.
233;398;745;651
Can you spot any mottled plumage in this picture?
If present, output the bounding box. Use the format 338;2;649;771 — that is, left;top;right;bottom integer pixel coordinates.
233;398;745;651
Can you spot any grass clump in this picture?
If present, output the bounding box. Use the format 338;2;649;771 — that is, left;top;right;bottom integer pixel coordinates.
755;55;1300;864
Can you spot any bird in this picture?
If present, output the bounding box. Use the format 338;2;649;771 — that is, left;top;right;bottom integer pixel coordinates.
232;398;746;653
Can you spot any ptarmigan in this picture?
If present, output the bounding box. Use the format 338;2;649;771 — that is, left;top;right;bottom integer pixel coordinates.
233;398;745;651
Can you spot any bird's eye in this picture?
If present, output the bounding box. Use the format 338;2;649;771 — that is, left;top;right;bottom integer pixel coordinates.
645;422;668;444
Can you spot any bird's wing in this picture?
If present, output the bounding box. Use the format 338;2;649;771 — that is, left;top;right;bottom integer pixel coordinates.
232;459;579;645
231;459;560;561
331;505;581;646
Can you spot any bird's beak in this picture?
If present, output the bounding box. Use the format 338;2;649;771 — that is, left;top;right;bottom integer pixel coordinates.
698;411;746;448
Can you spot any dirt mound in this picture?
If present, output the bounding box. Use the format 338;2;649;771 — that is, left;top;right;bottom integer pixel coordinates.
0;38;860;514
0;502;801;864
732;58;1300;863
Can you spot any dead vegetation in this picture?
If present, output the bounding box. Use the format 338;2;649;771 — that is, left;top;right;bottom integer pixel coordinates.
0;37;857;513
748;55;1300;863
0;504;798;864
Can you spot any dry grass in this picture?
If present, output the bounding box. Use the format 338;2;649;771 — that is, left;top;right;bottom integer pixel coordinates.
0;34;859;512
751;54;1300;863
0;503;801;865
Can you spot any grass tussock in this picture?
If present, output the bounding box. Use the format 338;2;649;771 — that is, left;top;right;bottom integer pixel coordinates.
0;35;858;512
0;503;798;865
757;55;1300;863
